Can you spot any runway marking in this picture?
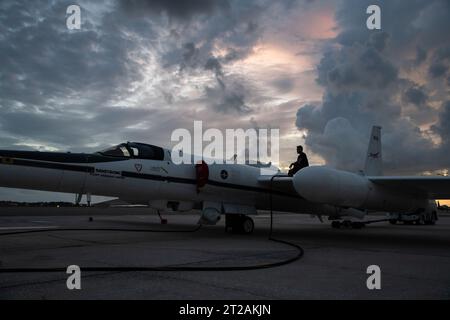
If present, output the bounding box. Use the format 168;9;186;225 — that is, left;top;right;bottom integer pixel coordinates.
0;226;59;230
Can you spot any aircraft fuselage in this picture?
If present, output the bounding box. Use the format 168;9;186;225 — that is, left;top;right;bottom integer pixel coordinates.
0;146;315;215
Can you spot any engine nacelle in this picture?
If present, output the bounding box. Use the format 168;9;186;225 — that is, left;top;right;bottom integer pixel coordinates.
293;166;427;212
198;201;222;225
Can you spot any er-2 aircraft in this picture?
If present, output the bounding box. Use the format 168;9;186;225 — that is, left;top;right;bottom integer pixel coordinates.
1;126;449;233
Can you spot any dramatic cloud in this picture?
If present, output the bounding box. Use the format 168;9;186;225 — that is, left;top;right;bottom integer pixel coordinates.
432;101;450;145
1;0;330;200
119;0;227;21
296;0;450;174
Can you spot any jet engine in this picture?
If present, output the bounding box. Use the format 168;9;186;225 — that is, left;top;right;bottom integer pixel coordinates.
293;166;427;213
198;201;221;225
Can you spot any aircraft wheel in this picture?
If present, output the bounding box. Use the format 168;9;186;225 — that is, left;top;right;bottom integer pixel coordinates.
431;212;437;225
351;222;365;229
425;212;437;225
331;221;341;229
229;215;254;234
415;216;425;225
342;220;352;228
241;216;254;234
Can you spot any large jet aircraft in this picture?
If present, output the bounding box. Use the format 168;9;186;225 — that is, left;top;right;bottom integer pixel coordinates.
0;126;449;233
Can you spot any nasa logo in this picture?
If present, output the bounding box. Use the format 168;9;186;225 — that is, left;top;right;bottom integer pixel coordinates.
134;164;143;172
220;170;228;180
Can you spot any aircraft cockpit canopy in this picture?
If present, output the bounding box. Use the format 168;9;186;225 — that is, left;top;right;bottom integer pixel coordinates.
97;142;165;160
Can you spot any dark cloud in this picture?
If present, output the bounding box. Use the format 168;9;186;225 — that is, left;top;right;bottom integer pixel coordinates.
202;54;254;114
295;103;325;133
161;90;174;104
415;46;427;65
1;0;288;157
326;46;398;90
156;1;274;116
120;0;227;20
203;55;253;114
204;57;224;78
432;101;450;145
0;0;171;164
403;86;427;106
429;63;448;78
202;54;253;114
182;43;199;62
296;0;450;174
271;77;296;93
367;31;389;52
0;1;148;109
205;81;252;114
429;45;450;78
0;106;162;149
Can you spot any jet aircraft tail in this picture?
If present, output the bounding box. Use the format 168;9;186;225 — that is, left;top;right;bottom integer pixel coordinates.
364;126;382;176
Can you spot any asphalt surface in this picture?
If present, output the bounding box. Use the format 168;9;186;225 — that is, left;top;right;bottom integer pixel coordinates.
0;207;449;299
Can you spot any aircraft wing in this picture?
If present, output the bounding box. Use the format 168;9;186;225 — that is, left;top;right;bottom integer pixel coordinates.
367;176;450;199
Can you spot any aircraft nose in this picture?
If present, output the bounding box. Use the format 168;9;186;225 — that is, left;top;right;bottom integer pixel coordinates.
0;150;14;162
0;150;17;188
0;150;24;162
0;149;44;166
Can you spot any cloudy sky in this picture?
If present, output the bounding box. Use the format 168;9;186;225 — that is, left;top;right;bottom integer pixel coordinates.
0;0;449;202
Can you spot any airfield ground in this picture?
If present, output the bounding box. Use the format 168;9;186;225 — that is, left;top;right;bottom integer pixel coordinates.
0;207;449;299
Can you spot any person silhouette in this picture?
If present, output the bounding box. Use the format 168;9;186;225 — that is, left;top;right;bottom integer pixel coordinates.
288;145;309;176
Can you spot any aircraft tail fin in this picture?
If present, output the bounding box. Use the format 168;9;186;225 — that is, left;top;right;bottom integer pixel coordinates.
364;126;382;176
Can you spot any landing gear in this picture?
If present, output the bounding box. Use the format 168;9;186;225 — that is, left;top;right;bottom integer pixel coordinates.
225;214;254;234
388;210;438;226
415;216;425;225
331;221;341;229
242;216;255;234
331;220;365;229
424;212;437;225
351;221;365;229
157;210;168;224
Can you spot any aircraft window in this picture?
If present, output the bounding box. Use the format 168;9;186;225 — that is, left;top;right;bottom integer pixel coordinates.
121;146;131;157
129;143;164;160
130;147;139;157
98;145;131;157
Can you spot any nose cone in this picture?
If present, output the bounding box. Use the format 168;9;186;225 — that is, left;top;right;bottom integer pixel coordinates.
0;150;20;188
0;150;11;158
0;150;18;163
0;150;90;163
0;150;37;160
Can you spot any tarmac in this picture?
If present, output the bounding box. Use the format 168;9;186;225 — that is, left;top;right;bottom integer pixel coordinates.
0;207;449;299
